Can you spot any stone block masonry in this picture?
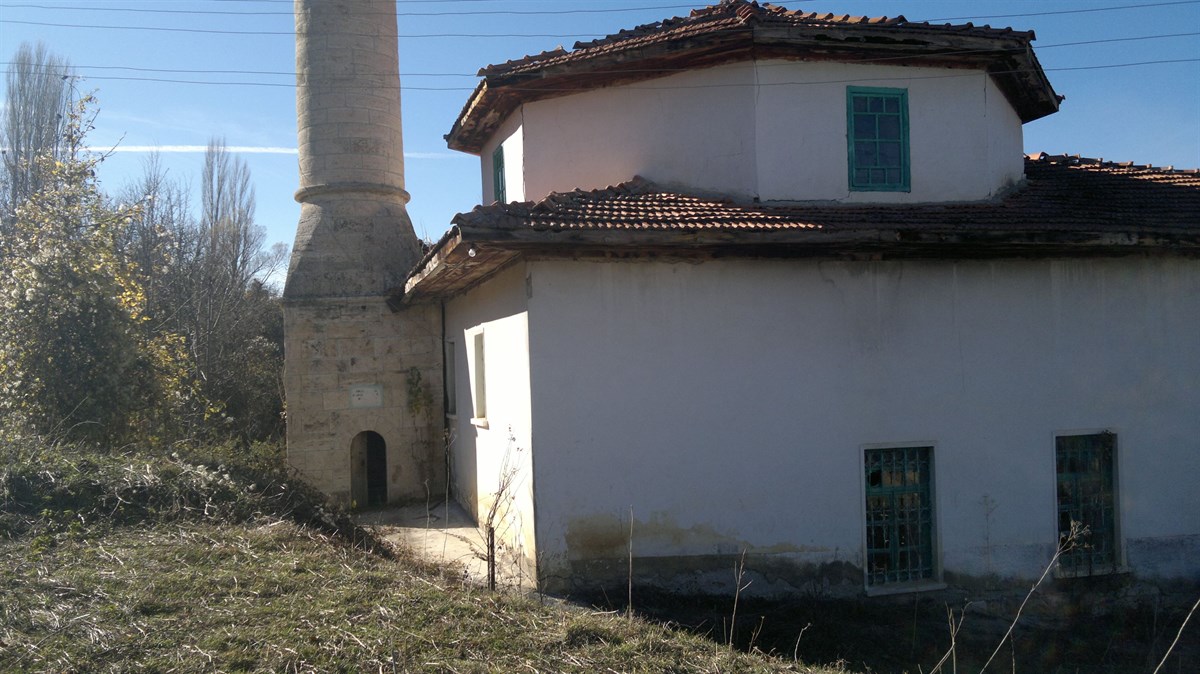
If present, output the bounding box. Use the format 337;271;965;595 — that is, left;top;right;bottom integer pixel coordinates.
284;298;443;505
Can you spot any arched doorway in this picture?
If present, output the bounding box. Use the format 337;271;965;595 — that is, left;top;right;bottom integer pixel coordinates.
350;431;388;507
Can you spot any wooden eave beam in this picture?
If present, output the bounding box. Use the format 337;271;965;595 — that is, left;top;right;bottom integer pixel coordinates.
445;82;492;155
396;229;523;305
400;225;1199;303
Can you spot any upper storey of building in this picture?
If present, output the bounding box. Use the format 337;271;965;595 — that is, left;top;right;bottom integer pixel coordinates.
445;0;1061;206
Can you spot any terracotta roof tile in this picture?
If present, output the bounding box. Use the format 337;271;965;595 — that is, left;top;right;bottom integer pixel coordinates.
481;1;1031;78
453;155;1200;234
404;155;1198;301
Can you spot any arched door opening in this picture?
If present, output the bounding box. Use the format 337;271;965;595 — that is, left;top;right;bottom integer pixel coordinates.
351;431;388;507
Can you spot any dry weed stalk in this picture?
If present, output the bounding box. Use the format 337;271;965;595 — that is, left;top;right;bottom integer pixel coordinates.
927;521;1085;674
1151;593;1200;674
792;622;812;662
626;504;634;618
728;549;751;649
926;603;969;674
474;428;526;591
976;521;1085;673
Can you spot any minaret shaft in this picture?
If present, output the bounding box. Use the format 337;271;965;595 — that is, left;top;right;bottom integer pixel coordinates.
284;0;443;506
295;0;407;198
286;0;420;300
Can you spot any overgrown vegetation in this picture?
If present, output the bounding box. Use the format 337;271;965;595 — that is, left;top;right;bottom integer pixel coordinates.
0;437;354;544
0;440;841;673
0;41;285;448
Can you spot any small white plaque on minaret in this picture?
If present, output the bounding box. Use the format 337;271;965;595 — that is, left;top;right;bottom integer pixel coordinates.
349;384;383;409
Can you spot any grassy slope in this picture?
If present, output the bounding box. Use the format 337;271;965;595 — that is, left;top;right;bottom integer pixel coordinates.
0;444;843;673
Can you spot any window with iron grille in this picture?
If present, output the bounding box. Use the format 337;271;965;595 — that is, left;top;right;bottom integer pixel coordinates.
864;446;935;586
847;86;910;192
492;145;506;204
1056;432;1117;574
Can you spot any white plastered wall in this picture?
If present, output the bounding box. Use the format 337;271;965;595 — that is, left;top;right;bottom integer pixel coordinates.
984;71;1027;194
519;63;759;201
523;256;1200;592
753;61;1024;202
444;263;537;585
501;60;1024;205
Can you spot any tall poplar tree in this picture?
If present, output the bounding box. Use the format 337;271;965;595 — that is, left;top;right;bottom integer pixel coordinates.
0;42;74;224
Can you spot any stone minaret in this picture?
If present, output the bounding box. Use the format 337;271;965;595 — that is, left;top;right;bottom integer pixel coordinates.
284;0;443;507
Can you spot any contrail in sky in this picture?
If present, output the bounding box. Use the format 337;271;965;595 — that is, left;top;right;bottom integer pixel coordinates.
110;145;297;154
106;145;460;159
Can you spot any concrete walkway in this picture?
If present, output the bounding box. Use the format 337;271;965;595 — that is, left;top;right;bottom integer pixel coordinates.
355;501;505;586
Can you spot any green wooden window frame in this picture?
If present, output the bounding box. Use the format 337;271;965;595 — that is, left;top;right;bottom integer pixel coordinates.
864;446;935;585
492;145;506;204
847;86;910;192
1056;433;1117;574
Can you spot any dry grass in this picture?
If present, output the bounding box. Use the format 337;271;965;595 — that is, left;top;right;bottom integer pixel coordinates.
0;521;852;673
0;441;846;673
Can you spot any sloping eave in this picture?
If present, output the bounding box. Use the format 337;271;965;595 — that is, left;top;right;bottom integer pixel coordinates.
446;20;1060;154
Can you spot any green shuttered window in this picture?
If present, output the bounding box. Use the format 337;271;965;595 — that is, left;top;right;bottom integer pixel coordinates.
864;446;935;586
847;87;910;192
1056;432;1118;574
492;145;506;204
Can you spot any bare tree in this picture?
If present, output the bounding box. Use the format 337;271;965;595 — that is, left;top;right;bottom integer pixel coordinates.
0;41;74;219
117;153;195;313
118;140;287;442
146;137;284;441
193;139;284;403
200;138;267;288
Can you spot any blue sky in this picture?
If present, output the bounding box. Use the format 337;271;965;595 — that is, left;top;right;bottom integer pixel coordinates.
2;0;1198;265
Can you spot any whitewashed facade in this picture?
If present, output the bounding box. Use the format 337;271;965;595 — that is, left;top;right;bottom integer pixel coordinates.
441;254;1200;594
481;60;1024;206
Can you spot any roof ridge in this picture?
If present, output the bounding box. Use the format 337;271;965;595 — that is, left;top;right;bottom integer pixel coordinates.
480;1;1020;77
1027;152;1199;174
538;176;664;208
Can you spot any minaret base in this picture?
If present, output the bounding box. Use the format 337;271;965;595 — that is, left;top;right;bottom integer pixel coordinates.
284;297;443;507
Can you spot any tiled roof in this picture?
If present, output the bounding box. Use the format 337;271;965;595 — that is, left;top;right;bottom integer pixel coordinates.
482;1;1032;79
454;154;1200;233
446;0;1059;153
401;155;1199;302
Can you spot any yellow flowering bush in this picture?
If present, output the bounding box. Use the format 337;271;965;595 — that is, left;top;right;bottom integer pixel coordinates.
0;99;171;441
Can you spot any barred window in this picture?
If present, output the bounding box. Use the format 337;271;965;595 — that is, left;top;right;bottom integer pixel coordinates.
1056;432;1118;575
864;446;935;586
847;87;910;192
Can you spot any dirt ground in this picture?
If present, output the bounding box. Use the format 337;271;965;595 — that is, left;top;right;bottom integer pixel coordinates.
355;501;527;588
